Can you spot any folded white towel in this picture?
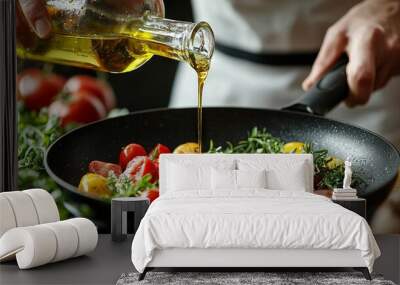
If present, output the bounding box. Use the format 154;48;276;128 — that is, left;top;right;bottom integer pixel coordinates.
0;218;98;269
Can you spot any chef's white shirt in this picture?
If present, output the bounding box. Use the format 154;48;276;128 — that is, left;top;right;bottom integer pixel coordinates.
170;0;400;148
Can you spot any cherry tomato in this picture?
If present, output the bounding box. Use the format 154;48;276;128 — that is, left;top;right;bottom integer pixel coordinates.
119;143;147;169
149;144;171;160
49;90;106;127
88;160;122;177
141;189;159;203
47;74;66;91
63;75;116;111
123;156;158;183
17;68;66;110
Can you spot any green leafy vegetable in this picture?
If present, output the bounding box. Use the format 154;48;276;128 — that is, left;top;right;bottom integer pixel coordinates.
208;127;362;190
18;104;63;170
208;127;284;154
107;173;157;197
17;104;93;219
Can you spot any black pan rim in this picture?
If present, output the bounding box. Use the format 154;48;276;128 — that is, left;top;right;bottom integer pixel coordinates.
44;106;400;203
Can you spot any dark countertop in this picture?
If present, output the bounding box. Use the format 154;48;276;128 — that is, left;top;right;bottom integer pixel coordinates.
1;234;399;285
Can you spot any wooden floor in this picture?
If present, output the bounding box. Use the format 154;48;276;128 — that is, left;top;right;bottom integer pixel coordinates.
0;235;398;285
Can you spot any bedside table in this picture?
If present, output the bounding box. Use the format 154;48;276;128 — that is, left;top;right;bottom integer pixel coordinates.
332;198;366;219
111;197;150;242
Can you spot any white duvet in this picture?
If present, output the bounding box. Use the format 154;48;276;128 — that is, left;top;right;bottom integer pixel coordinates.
131;190;380;273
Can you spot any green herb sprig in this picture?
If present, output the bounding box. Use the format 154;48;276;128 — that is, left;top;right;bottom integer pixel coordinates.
107;173;157;197
17;104;79;219
208;127;362;190
209;127;284;154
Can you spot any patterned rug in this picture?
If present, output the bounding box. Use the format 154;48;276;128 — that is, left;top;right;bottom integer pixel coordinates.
116;271;395;285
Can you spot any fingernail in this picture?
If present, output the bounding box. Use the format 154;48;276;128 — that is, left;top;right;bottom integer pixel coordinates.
34;18;51;38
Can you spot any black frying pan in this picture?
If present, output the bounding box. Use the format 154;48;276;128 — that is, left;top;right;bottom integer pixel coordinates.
45;59;399;230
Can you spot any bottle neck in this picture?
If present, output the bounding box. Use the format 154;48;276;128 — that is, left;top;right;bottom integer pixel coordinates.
129;14;215;72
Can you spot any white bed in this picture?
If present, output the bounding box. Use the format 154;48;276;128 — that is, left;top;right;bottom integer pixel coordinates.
131;154;380;280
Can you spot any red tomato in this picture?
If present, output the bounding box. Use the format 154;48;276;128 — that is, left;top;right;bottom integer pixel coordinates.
119;144;147;169
47;74;66;91
153;158;159;174
149;144;171;160
141;189;159;203
88;160;122;177
17;68;66;110
123;156;158;183
49;90;106;127
64;75;116;111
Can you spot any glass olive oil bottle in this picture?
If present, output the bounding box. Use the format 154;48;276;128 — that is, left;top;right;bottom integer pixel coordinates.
17;1;214;73
17;0;214;151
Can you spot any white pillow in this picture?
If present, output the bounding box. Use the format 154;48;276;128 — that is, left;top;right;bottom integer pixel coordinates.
266;162;310;191
238;159;312;192
211;169;267;190
211;168;236;190
167;162;211;191
165;158;236;192
236;169;267;189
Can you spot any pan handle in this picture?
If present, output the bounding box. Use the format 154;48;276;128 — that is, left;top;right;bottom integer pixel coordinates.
283;56;349;116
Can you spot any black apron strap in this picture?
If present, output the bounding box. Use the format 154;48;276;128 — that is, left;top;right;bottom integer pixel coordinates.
216;43;318;66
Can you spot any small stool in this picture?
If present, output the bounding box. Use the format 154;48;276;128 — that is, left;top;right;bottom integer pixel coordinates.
111;197;149;242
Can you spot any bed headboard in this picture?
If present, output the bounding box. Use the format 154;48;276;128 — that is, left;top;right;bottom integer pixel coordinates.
159;154;314;194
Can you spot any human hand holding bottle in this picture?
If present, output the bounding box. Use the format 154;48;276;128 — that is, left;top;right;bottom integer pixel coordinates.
15;0;164;47
16;0;51;47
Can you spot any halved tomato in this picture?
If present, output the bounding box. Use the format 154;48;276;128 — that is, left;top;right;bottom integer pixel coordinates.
119;143;147;170
49;90;106;127
123;156;158;183
63;75;116;111
17;68;66;110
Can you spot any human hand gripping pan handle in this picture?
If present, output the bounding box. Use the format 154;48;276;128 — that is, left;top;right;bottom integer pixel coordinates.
284;56;349;116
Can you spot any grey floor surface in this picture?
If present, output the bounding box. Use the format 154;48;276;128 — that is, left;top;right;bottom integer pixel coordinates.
0;234;398;285
0;235;134;285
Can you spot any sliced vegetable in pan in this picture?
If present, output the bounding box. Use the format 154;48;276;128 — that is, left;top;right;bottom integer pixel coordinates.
208;127;363;190
119;143;147;170
79;127;361;203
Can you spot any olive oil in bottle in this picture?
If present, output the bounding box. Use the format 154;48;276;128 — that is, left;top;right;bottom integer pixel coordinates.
17;9;214;74
17;1;214;151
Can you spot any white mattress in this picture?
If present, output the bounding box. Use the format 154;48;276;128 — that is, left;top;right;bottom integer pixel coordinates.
131;190;380;273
